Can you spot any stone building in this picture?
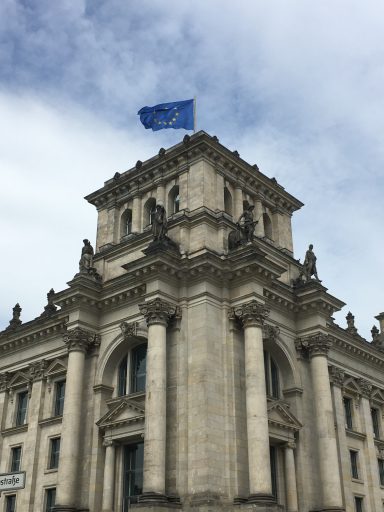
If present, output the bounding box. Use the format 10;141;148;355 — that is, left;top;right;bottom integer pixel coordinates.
0;131;384;512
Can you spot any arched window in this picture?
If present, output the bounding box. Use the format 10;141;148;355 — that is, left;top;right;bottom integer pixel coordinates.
168;185;180;215
264;351;280;399
263;213;273;239
224;187;233;216
144;198;156;227
121;209;132;238
117;344;147;397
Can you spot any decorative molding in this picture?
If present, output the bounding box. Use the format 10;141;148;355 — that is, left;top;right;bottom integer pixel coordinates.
120;321;138;339
295;333;332;358
63;327;100;353
139;298;178;327
230;300;270;328
329;366;345;387
29;360;48;382
263;324;280;341
103;437;114;448
0;372;10;392
357;378;372;399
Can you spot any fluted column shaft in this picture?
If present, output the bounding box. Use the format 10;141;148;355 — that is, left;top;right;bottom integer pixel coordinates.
234;186;243;220
284;442;298;512
54;328;98;512
305;335;344;511
139;298;177;500
132;195;142;233
254;198;265;237
102;439;116;512
233;301;274;502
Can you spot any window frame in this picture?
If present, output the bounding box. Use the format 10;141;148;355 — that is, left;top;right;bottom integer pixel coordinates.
10;445;22;473
122;442;144;512
48;437;61;470
371;407;381;438
5;494;16;512
350;449;359;480
15;390;28;426
117;343;147;397
44;487;56;512
354;496;364;512
343;396;354;430
53;380;66;417
264;351;280;399
378;458;384;486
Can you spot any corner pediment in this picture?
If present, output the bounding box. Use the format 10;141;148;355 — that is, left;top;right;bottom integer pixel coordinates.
344;377;361;395
97;398;145;430
7;371;31;390
267;401;302;432
45;359;67;377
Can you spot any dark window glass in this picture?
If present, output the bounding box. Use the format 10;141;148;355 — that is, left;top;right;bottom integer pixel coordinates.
54;381;66;416
224;187;232;216
123;443;144;512
372;408;380;438
174;194;180;213
378;459;384;486
350;450;359;479
264;350;270;396
118;355;128;397
355;496;363;512
344;397;353;429
270;359;279;399
16;391;28;426
10;446;22;472
270;445;278;499
49;438;61;469
5;495;16;512
264;352;279;399
146;199;156;226
125;211;132;235
45;488;56;512
131;345;147;393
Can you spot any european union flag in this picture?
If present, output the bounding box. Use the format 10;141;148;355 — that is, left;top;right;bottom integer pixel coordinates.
138;99;194;131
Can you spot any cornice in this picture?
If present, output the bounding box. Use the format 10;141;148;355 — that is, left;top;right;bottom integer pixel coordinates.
85;131;303;216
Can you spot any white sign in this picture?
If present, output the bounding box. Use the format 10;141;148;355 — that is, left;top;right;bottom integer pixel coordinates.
0;472;26;491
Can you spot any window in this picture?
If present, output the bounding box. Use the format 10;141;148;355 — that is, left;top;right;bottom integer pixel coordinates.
144;198;156;227
54;381;66;417
350;450;359;479
45;488;56;512
168;185;180;215
5;495;16;512
224;187;233;216
16;391;28;426
10;446;22;472
270;445;278;499
378;459;384;486
49;438;61;469
264;351;280;399
344;397;353;429
372;408;380;438
122;443;144;512
121;209;133;237
118;344;147;397
355;496;363;512
263;213;273;239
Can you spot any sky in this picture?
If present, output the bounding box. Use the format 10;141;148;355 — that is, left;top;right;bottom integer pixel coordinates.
0;0;383;339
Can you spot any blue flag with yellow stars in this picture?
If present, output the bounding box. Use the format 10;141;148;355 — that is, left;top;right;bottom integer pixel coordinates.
138;99;194;131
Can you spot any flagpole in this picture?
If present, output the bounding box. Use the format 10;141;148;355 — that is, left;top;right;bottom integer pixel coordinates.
193;97;197;133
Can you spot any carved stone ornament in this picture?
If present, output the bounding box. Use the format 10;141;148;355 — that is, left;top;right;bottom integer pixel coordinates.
231;301;270;329
63;327;101;353
371;325;380;342
40;288;57;317
0;372;10;392
29;360;48;382
284;441;296;450
139;298;178;327
295;333;332;358
6;303;22;331
120;321;138;339
357;378;372;399
103;437;114;448
329;366;345;387
263;324;280;341
346;311;358;335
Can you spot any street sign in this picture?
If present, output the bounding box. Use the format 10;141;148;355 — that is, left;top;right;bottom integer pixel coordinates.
0;472;26;491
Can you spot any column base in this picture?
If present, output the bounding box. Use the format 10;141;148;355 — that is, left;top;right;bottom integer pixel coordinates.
248;494;277;505
131;492;181;509
52;506;77;512
311;509;345;512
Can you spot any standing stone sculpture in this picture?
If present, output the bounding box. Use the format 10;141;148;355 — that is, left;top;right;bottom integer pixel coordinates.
302;244;320;282
79;239;94;272
228;201;258;250
152;204;168;241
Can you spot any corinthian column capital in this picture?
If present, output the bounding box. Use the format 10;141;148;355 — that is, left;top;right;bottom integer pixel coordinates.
139;298;178;327
296;333;332;358
231;300;270;328
63;327;100;353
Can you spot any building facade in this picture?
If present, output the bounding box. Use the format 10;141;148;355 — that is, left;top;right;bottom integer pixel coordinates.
0;131;384;512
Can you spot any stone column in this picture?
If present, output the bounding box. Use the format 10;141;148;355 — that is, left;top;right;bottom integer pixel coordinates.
254;198;265;238
156;183;166;206
358;379;382;512
299;334;344;512
232;301;275;504
284;442;298;512
139;298;177;502
54;328;99;512
234;186;243;220
101;439;116;512
132;195;142;234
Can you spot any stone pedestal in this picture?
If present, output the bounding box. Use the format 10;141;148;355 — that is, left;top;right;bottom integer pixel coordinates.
54;328;99;512
232;301;275;505
139;298;178;503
